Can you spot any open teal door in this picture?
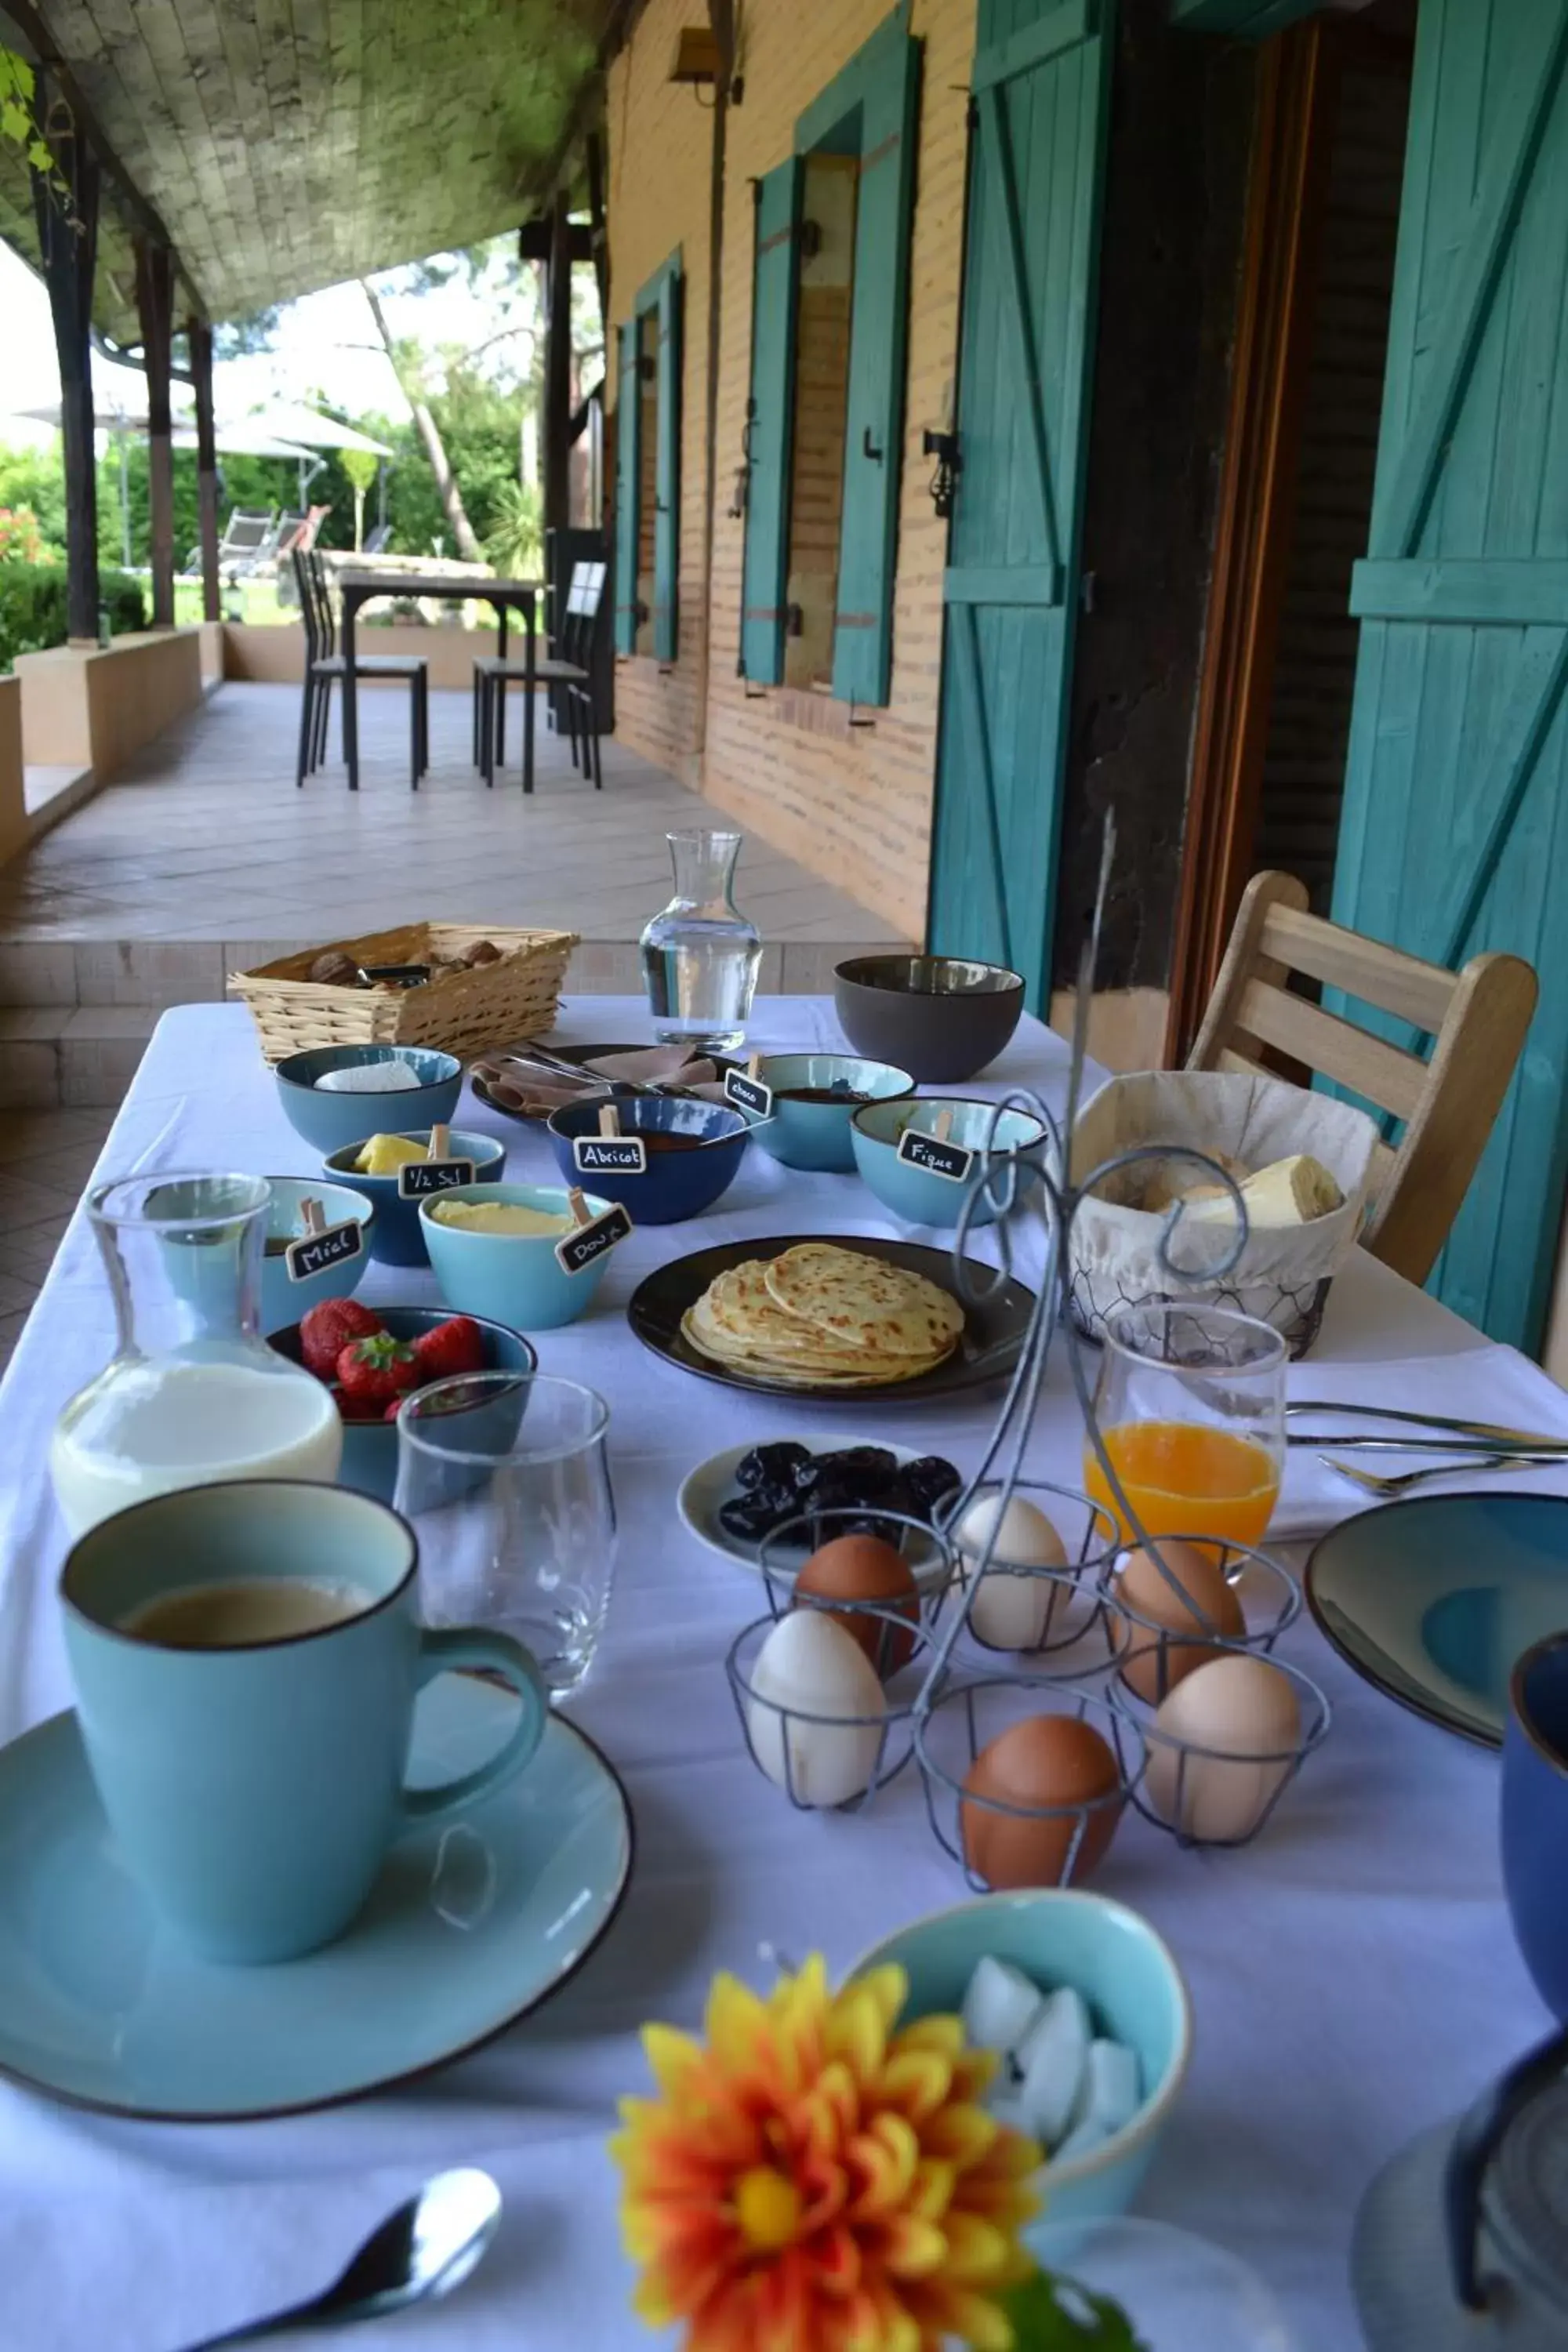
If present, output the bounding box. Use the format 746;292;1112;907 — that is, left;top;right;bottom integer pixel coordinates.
1330;0;1568;1348
927;0;1116;1011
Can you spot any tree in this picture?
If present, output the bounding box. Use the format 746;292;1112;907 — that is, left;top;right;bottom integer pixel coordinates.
359;277;483;562
339;445;379;550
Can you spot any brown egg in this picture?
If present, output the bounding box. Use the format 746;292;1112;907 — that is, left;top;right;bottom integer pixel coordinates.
960;1714;1123;1890
794;1533;920;1675
1114;1540;1245;1704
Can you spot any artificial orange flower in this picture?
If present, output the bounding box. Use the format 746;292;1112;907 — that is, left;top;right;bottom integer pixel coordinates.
611;1955;1043;2352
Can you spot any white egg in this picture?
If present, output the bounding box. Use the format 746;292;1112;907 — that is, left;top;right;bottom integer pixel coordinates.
1145;1654;1301;1842
314;1063;425;1094
956;1492;1067;1650
745;1611;887;1808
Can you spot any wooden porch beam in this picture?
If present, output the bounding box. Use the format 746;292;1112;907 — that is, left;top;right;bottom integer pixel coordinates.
584;127;610;331
187;315;220;625
134;236;176;627
517;217;594;265
31;71;100;645
543;187;573;546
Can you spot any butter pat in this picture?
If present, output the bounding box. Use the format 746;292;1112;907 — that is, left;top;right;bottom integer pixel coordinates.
314;1064;424;1094
354;1134;428;1175
428;1200;572;1237
1181;1152;1342;1229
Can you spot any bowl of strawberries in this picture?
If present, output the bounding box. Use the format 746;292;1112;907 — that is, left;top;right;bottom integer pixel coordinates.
269;1299;537;1505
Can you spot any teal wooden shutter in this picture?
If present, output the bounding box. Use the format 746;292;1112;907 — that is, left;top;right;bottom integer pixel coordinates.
613;321;640;655
832;27;920;706
653;261;682;662
926;0;1116;1011
1329;0;1568;1348
739;159;802;684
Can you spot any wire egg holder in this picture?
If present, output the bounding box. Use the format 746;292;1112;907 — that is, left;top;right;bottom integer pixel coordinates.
939;1477;1123;1670
906;820;1332;1878
1101;1534;1302;1704
1106;1642;1331;1848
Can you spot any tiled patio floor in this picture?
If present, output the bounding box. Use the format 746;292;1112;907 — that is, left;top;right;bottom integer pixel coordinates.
0;1107;115;1374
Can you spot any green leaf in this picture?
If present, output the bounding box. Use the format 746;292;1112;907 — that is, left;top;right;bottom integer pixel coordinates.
1000;2267;1148;2351
2;101;28;143
26;140;52;172
9;56;32;98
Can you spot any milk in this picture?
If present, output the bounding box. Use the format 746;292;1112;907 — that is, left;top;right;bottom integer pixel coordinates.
50;1359;343;1536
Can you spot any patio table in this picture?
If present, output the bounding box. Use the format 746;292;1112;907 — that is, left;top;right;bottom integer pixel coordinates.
1;996;1566;2350
336;572;543;793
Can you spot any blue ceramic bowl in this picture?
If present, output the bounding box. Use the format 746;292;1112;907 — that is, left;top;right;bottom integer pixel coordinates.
274;1046;463;1156
1504;1632;1568;2023
852;1890;1192;2227
267;1305;536;1506
744;1053;913;1173
259;1175;377;1335
851;1096;1052;1228
422;1183;617;1332
546;1095;750;1224
323;1130;506;1268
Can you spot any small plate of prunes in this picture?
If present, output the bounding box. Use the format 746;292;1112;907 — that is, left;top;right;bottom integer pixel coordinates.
677;1437;963;1578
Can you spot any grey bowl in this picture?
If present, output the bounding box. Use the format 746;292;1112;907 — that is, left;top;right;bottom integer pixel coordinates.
834;956;1025;1083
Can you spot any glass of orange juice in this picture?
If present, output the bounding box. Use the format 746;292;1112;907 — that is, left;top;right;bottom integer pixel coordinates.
1083;1302;1286;1551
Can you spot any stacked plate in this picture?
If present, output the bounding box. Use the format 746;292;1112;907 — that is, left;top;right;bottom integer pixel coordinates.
682;1243;964;1390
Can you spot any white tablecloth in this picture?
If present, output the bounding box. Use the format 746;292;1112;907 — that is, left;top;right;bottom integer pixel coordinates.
2;996;1566;2352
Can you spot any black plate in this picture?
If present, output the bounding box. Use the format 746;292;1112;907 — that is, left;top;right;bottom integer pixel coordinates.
626;1234;1037;1404
472;1043;739;1125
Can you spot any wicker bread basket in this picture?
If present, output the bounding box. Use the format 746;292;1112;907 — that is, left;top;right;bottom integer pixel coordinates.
230;922;578;1064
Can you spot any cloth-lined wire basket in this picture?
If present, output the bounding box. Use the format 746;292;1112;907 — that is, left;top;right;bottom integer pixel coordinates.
230;922;578;1064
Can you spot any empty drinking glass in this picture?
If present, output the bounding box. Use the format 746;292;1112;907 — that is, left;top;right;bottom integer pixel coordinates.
394;1373;615;1697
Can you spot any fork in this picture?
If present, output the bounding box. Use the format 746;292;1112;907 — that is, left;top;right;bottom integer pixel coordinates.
1320;1450;1568;1499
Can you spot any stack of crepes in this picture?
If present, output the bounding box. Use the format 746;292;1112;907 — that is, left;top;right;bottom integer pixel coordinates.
683;1243;965;1388
472;1044;728;1117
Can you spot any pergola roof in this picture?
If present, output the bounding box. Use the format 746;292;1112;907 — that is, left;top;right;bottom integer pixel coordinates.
0;0;614;341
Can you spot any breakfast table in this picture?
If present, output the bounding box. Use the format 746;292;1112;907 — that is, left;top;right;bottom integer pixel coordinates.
2;993;1568;2352
335;572;541;793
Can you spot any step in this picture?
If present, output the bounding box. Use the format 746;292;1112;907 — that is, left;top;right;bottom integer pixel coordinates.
0;1007;159;1109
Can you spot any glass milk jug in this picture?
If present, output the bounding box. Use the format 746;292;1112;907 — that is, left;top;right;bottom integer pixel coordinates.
49;1173;343;1537
639;827;763;1054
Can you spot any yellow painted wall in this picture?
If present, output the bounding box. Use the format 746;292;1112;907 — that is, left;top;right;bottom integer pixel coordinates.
14;630;203;775
0;678;24;866
607;0;975;938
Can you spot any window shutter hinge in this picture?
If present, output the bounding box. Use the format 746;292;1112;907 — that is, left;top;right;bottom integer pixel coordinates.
1080;571;1098;615
966;93;979;131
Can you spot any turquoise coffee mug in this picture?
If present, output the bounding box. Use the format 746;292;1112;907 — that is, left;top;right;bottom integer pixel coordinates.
60;1481;548;1965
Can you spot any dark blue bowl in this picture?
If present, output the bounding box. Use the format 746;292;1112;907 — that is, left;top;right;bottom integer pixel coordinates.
546;1094;750;1223
323;1130;506;1267
1504;1632;1568;2023
267;1304;536;1505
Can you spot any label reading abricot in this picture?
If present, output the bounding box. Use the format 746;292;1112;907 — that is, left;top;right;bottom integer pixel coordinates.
896;1127;974;1184
285;1220;364;1283
572;1134;648;1176
397;1157;476;1199
555;1201;633;1275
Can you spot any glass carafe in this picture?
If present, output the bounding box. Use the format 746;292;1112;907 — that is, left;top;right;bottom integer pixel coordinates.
49;1173;343;1537
639;827;763;1054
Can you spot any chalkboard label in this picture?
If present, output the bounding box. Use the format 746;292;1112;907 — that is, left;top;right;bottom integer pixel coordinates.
285;1219;364;1284
554;1201;633;1275
897;1127;974;1184
397;1157;477;1199
572;1134;648;1176
725;1069;773;1120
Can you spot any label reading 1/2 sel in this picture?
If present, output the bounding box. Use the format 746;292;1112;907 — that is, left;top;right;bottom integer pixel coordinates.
572;1133;648;1176
397;1157;477;1199
897;1127;974;1185
555;1201;633;1276
725;1069;773;1120
285;1219;364;1283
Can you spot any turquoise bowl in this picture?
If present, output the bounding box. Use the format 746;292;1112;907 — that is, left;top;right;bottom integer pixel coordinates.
745;1053;913;1173
851;1096;1052;1228
323;1130;506;1268
851;1890;1192;2227
422;1183;617;1332
259;1175;377;1335
274;1045;463;1156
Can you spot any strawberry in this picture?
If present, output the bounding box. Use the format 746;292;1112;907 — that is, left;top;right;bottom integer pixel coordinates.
413;1316;487;1382
300;1298;383;1380
328;1380;382;1425
336;1332;420;1410
384;1396;408;1422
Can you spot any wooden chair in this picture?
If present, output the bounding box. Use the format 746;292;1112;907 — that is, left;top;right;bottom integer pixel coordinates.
292;549;429;790
472;561;607;792
1186;871;1538;1288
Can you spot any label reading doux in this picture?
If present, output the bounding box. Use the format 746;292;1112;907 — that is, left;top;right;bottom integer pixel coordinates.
725;1069;773;1120
555;1202;633;1275
897;1127;974;1184
397;1157;477;1199
572;1134;648;1176
285;1219;364;1283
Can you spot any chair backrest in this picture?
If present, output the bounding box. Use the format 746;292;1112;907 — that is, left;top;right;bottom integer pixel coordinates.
1187;871;1539;1287
561;561;608;663
362;521;391;556
307;550;337;658
220;507;275;557
291;546;322;660
274;512;310;555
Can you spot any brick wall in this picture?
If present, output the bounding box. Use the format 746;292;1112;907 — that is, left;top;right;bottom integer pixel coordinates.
608;0;975;939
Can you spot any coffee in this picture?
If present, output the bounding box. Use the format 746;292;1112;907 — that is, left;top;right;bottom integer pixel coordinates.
125;1576;361;1648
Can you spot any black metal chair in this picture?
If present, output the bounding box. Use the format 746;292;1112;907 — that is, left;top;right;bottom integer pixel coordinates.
472;561;607;791
293;550;429;789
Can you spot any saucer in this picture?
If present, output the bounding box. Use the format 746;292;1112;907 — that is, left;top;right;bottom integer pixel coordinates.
677;1438;929;1573
0;1674;633;2120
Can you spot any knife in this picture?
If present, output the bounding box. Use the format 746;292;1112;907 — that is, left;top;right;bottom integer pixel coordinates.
1286;1401;1568;1450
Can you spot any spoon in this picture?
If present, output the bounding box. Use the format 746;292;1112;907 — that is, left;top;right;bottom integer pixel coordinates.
178;2167;502;2348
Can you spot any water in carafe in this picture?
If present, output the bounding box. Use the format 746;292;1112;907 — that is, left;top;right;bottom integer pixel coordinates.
639;828;763;1054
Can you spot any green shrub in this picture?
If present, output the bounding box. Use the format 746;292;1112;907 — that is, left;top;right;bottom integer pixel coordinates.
0;564;146;670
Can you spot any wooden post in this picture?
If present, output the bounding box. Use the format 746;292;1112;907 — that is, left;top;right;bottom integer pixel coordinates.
187;316;220;623
135;237;176;627
31;75;100;646
544;186;573;546
584;129;609;337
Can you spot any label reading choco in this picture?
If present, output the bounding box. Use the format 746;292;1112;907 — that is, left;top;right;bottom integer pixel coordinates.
572;1134;648;1176
554;1201;633;1275
397;1157;476;1199
724;1069;773;1120
285;1220;364;1283
896;1127;974;1184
